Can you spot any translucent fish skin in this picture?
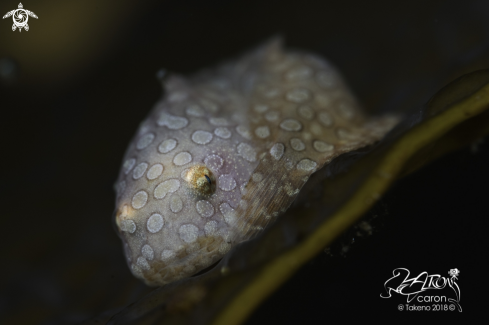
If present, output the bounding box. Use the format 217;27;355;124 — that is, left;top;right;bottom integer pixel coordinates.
113;39;398;286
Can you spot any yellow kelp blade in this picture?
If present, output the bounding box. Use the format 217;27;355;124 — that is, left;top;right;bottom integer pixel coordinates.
88;69;489;325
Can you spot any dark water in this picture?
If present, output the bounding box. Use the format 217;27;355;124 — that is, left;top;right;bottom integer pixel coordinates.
1;0;488;323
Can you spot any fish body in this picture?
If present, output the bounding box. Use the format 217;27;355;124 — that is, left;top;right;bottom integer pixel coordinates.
114;39;398;286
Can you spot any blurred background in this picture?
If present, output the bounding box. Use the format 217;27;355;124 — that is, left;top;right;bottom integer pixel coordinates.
1;0;488;323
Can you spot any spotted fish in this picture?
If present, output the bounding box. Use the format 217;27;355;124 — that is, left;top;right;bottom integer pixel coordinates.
113;39;399;286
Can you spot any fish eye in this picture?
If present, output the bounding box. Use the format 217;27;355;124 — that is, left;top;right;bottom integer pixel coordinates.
204;175;211;185
183;165;216;198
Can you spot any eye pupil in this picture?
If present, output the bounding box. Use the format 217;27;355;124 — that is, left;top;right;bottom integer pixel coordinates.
204;175;211;184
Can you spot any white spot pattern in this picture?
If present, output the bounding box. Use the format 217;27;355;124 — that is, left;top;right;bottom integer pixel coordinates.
290;138;306;151
157;113;188;130
252;173;263;182
123;158;136;174
318;112;334;127
192;130;213;145
204;154;224;171
270;143;284;160
173;152;192;166
179;224;199;243
158;139;177;153
196;200;214;218
136;133;155;150
209;117;228;126
280;119;302;131
265;111;279;122
154;179;180;199
286;88;310;103
298;105;314;120
186;104;205;117
142;244;154;260
147;213;164;233
214;127;231;139
220;202;236;225
170;194;183;213
218;174;237;191
204;220;218;236
237;143;257;162
297;159;318;172
147;164;163;180
236;125;252;140
254;104;269;113
133;162;148;180
254;126;270;138
313;141;334;152
161;250;176;261
132;191;148;209
120;220;136;233
137;257;150;270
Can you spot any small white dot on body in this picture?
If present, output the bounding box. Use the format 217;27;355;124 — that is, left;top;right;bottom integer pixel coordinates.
255;126;270;139
192;130;213;145
157;113;188;130
161;249;176;261
137;256;150;270
196;200;215;218
297;159;317;172
173;152;192;166
336;128;360;140
280;119;302;131
186;104;205;117
147;164;163;180
200;99;219;113
204;154;224;170
290;138;305;151
318;112;334;127
286;88;310;103
142;244;154;260
204;220;218;236
252;173;263;182
179;224;199;243
147;213;164;233
136;133;155;150
117;181;126;196
120;219;136;233
313;141;334;152
218;174;237;191
254;104;269;113
236;125;252;140
132;191;148;209
220;202;236;225
270;143;284;160
158;139;177;153
123;158;136;174
298;105;314;120
154;179;180;199
209;117;228;126
265;111;279;122
133;163;148;179
214;127;231;139
285;66;312;81
170;194;183;213
237;142;257;162
219;242;231;254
